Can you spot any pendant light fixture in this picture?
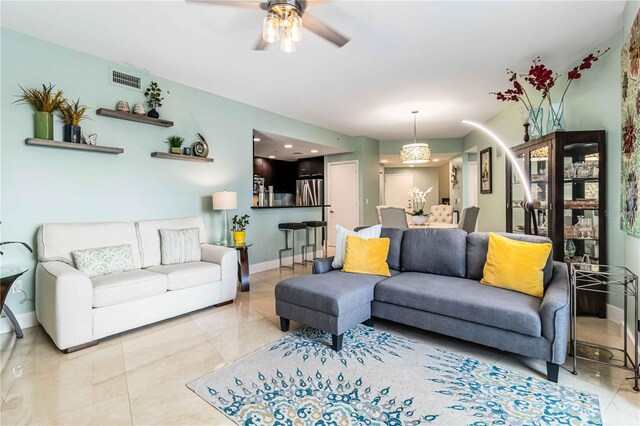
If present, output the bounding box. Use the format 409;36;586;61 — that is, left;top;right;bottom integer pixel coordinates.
400;111;431;164
261;0;303;53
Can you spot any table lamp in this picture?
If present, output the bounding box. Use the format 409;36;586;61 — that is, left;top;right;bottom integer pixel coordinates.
212;191;237;244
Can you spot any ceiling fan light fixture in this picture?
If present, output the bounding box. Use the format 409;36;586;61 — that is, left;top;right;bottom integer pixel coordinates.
262;11;280;43
281;31;296;53
288;10;303;42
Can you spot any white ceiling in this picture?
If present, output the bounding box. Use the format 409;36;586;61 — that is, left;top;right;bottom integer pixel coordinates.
1;0;624;140
253;129;349;160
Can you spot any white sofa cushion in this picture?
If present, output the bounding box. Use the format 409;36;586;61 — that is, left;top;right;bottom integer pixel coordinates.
38;222;142;269
159;228;202;265
73;244;136;278
146;261;221;290
92;269;167;308
137;217;206;268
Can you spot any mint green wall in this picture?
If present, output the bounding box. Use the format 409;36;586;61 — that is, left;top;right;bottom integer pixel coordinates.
462;16;640;317
383;167;440;210
0;29;378;315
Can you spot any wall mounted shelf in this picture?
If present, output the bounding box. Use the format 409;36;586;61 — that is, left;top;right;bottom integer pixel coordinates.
151;152;213;163
25;138;124;154
96;108;174;127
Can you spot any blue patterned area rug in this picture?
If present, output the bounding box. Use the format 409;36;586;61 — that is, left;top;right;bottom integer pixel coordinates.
187;325;601;425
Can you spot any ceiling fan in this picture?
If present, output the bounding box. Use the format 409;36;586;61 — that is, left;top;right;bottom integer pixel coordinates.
190;0;350;52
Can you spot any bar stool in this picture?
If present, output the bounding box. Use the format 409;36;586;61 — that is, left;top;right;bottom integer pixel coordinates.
278;222;307;270
301;220;328;265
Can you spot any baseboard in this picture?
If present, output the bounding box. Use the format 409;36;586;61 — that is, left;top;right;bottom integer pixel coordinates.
250;250;324;274
606;303;638;350
0;310;39;335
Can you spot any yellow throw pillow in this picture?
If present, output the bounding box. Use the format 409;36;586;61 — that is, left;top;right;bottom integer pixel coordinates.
342;235;391;277
481;233;552;298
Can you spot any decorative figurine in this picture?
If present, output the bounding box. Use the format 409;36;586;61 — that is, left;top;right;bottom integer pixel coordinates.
192;132;209;158
116;100;130;112
133;103;146;115
81;132;97;145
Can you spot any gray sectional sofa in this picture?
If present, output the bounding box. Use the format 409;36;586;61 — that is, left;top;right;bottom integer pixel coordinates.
275;228;570;383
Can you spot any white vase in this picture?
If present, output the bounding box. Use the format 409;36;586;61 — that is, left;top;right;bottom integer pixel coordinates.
412;215;427;225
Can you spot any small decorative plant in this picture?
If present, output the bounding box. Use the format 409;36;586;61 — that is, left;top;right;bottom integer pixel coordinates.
408;186;433;217
144;81;164;118
166;135;184;154
15;83;65;140
231;214;250;231
57;99;88;126
15;83;65;112
231;214;250;244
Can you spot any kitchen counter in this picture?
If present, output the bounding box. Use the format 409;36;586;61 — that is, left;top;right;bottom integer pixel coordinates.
251;205;330;209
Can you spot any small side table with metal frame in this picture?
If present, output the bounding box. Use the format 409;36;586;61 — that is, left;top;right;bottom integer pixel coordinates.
569;263;639;391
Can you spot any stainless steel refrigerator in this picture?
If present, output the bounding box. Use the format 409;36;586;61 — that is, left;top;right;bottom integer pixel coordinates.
296;179;324;206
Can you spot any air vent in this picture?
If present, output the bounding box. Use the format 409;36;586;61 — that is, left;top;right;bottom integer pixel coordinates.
110;69;141;90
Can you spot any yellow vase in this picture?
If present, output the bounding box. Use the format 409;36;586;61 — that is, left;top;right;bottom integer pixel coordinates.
233;230;246;245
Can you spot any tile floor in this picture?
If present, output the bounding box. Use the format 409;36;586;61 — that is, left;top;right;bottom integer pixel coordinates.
1;265;638;425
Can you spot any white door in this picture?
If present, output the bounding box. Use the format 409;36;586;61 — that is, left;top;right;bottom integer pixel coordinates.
467;162;478;207
384;174;414;210
327;161;359;246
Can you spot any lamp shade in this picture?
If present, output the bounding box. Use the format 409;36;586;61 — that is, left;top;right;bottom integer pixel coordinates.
400;143;431;164
212;191;237;210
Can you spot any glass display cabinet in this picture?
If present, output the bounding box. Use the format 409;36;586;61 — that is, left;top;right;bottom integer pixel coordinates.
507;131;606;316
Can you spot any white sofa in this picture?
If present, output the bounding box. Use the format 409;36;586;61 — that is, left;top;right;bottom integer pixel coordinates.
35;216;237;352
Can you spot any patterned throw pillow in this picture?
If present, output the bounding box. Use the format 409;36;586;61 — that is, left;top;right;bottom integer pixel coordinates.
73;244;136;278
331;224;382;269
159;227;202;265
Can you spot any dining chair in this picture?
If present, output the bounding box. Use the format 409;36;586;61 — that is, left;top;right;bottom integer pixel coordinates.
380;207;409;230
458;207;480;233
428;205;454;224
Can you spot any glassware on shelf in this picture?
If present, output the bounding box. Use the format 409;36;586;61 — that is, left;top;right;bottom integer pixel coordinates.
564;161;599;179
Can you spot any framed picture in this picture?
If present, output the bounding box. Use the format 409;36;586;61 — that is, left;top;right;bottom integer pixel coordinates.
480;147;492;194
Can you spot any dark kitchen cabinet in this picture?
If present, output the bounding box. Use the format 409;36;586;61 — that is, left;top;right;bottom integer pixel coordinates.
297;156;324;178
253;157;297;194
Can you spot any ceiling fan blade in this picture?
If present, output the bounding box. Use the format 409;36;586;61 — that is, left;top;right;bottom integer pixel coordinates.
253;34;269;51
299;0;334;12
187;0;267;10
302;13;349;47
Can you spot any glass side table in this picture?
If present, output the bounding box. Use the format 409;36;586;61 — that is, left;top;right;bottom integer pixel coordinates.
569;263;639;391
212;241;253;292
1;266;28;338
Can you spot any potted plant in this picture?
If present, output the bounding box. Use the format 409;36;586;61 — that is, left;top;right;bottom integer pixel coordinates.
15;83;65;140
408;186;433;225
144;81;164;119
57;99;89;144
166;135;184;154
231;214;250;245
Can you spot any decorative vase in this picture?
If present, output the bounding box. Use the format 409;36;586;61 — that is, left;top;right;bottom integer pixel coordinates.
546;102;565;133
529;107;543;139
182;147;192;156
34;111;54;140
147;108;160;119
565;239;576;258
411;215;427;225
63;124;81;144
133;104;146;115
233;230;246;245
116;101;130;112
170;147;181;154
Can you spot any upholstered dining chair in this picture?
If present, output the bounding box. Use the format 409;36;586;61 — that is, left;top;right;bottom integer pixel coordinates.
428;205;454;224
375;205;389;224
458;207;480;233
380;207;409;230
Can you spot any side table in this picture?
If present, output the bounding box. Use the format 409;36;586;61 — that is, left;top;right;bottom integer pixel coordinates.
1;266;28;338
213;241;253;292
570;263;639;391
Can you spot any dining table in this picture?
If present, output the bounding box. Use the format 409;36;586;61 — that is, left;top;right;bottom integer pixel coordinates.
1;266;28;338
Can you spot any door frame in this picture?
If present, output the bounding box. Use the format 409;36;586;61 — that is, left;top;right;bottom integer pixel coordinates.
326;160;359;246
